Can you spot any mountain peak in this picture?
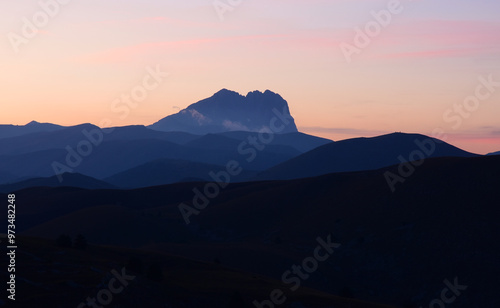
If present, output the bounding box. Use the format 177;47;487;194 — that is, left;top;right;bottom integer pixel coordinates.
214;88;243;97
26;120;40;126
245;89;279;97
149;89;298;134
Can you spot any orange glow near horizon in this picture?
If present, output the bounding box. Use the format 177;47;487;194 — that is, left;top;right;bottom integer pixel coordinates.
1;0;499;154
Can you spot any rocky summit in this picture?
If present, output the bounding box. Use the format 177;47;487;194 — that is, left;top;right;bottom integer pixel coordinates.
149;89;298;134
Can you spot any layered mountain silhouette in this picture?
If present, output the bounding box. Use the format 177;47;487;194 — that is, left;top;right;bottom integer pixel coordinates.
0;124;199;156
0;120;64;139
258;133;478;180
1;89;498;307
217;131;332;153
104;158;257;188
0;132;302;181
9;155;500;307
0;90;488;192
488;151;500;156
0;126;481;189
149;89;298;134
0;172;115;193
0;127;321;185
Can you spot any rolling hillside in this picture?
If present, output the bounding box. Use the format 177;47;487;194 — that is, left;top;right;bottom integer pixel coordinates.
0;172;115;193
104;158;257;188
257;133;478;180
9;155;500;307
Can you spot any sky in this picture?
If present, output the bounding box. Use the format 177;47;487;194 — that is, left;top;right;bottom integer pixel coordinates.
1;0;499;154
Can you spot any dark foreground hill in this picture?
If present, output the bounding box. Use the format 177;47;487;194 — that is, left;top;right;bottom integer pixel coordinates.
7;155;500;307
257;132;478;180
10;236;394;308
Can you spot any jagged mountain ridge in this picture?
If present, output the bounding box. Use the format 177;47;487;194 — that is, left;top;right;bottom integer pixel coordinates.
149;89;298;134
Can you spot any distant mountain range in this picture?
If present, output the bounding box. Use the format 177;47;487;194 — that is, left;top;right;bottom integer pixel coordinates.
257;133;478;180
0;89;486;190
0;89;330;187
149;89;299;134
488;151;500;156
0;120;64;139
1;89;498;307
0;127;315;183
0;172;115;193
103;158;258;188
0;130;480;190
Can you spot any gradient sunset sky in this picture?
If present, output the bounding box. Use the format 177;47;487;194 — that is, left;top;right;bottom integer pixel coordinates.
1;0;499;154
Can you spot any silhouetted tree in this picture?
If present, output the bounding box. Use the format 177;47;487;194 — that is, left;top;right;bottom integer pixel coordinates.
74;234;87;250
146;262;163;281
56;234;72;248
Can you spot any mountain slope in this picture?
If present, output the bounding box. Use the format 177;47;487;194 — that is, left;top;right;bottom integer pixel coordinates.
104;158;257;188
487;151;500;156
0;148;67;179
216;131;333;153
184;133;301;156
13;155;500;307
257;132;478;180
0;136;299;181
149;89;298;134
0;169;18;184
0;172;115;193
0;124;200;156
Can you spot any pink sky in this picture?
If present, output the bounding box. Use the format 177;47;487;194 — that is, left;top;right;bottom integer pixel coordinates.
1;0;499;154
